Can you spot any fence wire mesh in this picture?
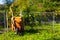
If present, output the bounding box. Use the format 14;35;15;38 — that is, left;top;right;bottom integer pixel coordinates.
0;12;7;34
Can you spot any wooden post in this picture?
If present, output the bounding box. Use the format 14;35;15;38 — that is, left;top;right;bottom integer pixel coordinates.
6;10;8;32
4;11;6;29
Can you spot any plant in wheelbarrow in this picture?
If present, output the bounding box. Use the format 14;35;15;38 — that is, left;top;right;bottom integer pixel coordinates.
11;16;24;35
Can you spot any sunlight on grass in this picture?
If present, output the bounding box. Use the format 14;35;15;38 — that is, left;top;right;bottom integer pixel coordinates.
0;23;60;40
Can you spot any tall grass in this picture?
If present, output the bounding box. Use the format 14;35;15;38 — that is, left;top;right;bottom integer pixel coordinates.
0;24;60;40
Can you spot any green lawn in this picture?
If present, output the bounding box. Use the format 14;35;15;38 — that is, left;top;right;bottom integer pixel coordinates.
0;24;60;40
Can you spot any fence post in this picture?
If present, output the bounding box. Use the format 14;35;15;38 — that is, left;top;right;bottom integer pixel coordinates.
6;11;8;32
4;11;6;29
52;12;55;32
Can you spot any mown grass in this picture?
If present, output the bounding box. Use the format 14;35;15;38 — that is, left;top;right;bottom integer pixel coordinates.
0;23;60;40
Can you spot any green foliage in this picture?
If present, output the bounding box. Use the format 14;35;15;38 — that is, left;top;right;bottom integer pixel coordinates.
43;0;60;12
4;0;60;13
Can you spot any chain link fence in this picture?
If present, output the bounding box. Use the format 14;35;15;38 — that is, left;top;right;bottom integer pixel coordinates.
0;12;6;34
23;12;60;34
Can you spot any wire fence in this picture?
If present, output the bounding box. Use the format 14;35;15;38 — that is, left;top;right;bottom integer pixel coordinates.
0;12;6;34
0;12;60;34
23;12;60;32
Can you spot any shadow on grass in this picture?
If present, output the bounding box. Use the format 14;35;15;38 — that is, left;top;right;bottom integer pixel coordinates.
19;28;50;36
19;29;39;36
53;38;60;40
24;29;39;33
47;38;60;40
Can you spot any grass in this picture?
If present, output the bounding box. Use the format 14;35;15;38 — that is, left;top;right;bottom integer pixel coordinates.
0;26;3;30
0;23;60;40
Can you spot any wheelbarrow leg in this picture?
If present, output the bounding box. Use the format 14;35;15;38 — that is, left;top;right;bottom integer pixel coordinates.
15;28;18;34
